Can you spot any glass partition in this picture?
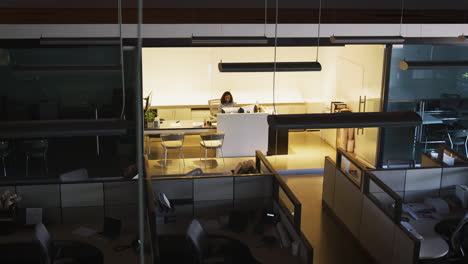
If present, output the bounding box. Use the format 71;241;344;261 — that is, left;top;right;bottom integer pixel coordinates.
382;44;468;164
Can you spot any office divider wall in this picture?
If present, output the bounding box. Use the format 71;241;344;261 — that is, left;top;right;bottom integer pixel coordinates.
323;147;468;264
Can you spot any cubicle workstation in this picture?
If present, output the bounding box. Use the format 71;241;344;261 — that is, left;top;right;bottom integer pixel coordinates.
323;147;468;264
145;151;313;264
0;176;140;264
421;144;468;167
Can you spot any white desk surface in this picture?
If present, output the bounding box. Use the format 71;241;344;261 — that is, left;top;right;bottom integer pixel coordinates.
144;120;215;135
408;218;449;260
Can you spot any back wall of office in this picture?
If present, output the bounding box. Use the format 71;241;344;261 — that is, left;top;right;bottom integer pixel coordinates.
142;45;384;110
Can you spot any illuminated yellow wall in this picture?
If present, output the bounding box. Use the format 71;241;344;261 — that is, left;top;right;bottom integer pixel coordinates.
142;45;385;117
143;47;323;106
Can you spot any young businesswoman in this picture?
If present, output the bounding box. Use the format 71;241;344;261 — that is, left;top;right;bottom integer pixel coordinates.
219;91;236;112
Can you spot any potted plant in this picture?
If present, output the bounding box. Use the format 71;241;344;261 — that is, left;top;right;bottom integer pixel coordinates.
144;110;156;128
0;190;21;235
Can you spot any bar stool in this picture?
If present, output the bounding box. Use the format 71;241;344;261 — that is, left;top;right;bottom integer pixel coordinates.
199;133;225;168
160;133;185;167
0;140;10;177
24;139;48;177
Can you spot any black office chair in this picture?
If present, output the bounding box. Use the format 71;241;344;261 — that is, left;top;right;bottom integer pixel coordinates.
186;219;261;264
35;223;103;264
424;213;468;264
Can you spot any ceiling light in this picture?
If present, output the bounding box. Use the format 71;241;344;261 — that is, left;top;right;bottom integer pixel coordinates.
267;112;422;129
399;60;468;70
218;62;322;72
458;35;468;41
40;38;120;46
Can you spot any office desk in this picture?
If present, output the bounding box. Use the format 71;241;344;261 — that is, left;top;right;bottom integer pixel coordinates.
144;120;215;135
409;218;449;259
0;224;138;264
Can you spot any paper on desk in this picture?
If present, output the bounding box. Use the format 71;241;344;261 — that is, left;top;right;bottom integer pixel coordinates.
72;226;97;237
170;122;181;127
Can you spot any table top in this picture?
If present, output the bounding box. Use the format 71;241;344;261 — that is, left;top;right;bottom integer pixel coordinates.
144;120;215;135
408;218;449;260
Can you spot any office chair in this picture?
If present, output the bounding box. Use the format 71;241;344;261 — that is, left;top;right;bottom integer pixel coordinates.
208;99;221;118
386;159;415;169
160;133;185;167
35;223;103;264
199;133;225;169
186;219;261;264
426;213;468;264
24;139;48;177
447;129;468;157
0;140;10;177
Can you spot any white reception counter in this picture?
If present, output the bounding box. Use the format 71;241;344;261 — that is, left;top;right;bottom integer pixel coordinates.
216;113;269;157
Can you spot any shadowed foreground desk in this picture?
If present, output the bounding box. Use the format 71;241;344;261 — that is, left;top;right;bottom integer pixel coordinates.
0;224;138;264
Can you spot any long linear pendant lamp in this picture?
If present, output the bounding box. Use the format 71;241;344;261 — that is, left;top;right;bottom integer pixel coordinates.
192;36;268;45
267;112;422;129
219;62;322;72
40;37;120;46
399;60;468;70
330;36;405;44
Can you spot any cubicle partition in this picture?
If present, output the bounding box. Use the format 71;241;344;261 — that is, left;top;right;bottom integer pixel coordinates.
0;178;138;226
323;147;468;264
145;150;313;264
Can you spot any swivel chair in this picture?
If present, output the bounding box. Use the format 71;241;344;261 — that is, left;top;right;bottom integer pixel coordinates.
35;223;103;264
186;219;260;264
426;213;468;264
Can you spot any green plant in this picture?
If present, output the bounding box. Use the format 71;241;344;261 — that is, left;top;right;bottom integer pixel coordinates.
144;110;156;122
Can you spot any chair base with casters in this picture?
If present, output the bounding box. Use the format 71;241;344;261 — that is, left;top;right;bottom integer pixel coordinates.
199;133;225;169
160;133;185;168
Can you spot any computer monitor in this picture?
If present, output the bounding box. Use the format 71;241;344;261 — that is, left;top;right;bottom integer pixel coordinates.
222;107;240;113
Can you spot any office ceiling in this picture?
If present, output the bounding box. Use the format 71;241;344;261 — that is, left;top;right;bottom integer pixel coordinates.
0;0;467;24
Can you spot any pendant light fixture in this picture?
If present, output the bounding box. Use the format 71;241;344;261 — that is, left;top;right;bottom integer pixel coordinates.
330;0;406;44
267;112;422;129
218;0;322;72
400;40;468;70
399;60;468;70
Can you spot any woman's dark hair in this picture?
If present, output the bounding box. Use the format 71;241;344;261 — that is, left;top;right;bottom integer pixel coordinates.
220;91;233;104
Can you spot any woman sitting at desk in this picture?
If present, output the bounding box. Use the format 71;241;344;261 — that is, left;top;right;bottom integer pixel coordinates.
219;91;236;112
